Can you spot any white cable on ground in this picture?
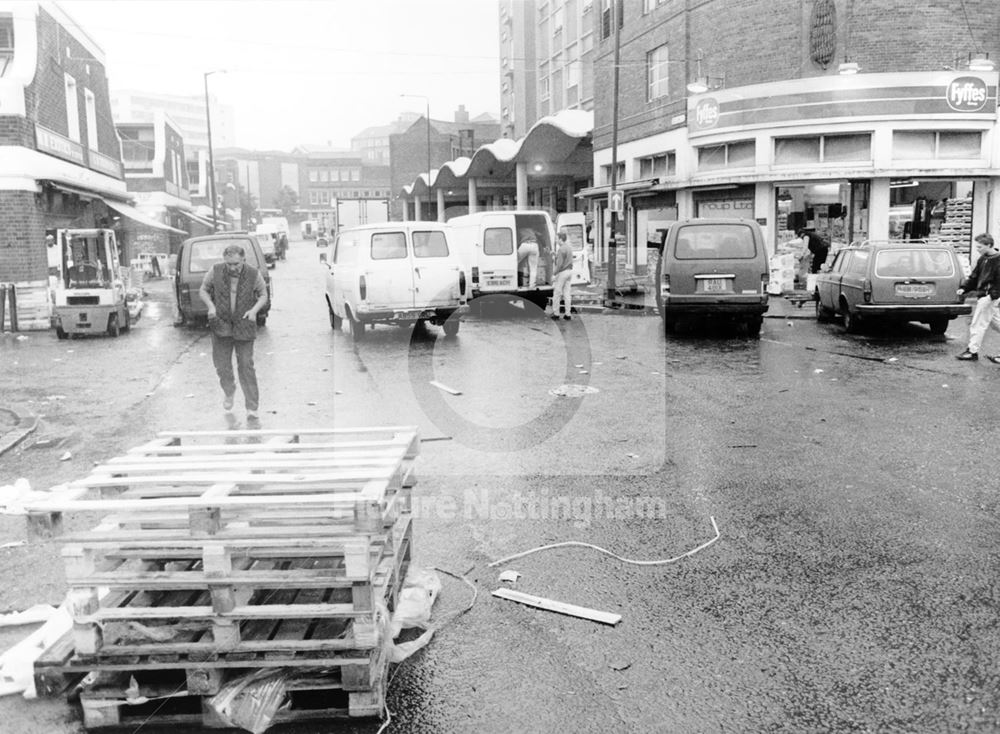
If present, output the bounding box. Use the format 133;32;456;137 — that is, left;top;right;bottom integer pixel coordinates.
487;515;720;568
377;566;478;734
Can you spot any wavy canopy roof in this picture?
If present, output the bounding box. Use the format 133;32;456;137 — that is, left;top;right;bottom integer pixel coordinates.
402;109;593;197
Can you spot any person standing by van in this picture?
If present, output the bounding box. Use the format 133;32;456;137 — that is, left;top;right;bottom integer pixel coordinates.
956;233;1000;361
551;231;574;321
517;228;540;288
796;227;829;273
199;244;269;421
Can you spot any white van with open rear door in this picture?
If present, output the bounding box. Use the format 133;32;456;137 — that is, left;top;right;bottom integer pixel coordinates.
448;210;563;306
320;222;467;340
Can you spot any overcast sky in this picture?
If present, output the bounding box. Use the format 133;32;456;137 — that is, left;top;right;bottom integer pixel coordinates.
62;0;502;151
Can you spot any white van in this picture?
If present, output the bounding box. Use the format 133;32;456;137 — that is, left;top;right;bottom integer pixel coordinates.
320;222;467;340
449;210;590;306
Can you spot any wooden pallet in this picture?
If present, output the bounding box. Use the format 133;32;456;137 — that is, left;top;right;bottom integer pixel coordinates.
61;519;411;658
25;427;419;539
77;659;388;728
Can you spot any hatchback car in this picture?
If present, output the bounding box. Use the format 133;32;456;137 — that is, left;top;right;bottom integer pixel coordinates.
814;241;971;333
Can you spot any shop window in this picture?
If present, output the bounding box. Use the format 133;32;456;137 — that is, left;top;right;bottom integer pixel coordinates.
775;137;820;164
893;131;981;160
647;44;669;101
824;134;870;162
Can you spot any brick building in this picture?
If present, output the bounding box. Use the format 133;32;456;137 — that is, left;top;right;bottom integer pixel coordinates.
0;1;130;327
582;0;1000;276
389;107;500;220
293;146;391;234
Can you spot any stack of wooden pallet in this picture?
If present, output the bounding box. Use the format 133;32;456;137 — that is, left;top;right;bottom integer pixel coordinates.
29;426;418;730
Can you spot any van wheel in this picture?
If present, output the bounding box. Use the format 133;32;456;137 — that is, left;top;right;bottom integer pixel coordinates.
443;319;460;337
927;317;949;335
328;304;342;330
842;308;862;334
56;326;68;340
745;317;763;338
107;313;121;337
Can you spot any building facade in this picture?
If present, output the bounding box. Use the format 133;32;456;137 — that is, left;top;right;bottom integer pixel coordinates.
0;1;129;327
389;108;500;220
293;147;391;233
214;148;301;229
499;0;596;139
585;0;1000;276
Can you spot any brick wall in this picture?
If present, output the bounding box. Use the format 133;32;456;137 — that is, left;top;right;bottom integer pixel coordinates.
0;191;47;283
592;0;1000;149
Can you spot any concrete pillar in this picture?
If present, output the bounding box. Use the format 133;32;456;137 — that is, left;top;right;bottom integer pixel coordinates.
468;178;478;214
869;178;891;241
566;180;576;212
414;195;423;221
437;188;445;222
516;162;528;211
402;199;410;221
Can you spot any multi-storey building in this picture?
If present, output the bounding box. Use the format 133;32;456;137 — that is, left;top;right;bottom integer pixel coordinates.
351;114;419;166
0;0;129;327
498;0;595;139
111;89;236;206
583;0;1000;276
214;148;301;228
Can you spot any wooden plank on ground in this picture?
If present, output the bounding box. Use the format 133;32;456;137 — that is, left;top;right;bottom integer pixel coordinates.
491;588;622;626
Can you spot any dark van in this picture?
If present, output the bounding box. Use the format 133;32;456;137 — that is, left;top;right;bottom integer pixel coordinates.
174;232;273;326
656;218;770;336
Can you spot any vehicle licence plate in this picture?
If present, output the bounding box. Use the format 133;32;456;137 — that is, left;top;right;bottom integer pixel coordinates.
702;278;729;292
895;283;934;297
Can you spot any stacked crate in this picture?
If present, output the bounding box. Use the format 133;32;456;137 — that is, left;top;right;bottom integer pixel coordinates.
928;197;973;249
29;426;417;729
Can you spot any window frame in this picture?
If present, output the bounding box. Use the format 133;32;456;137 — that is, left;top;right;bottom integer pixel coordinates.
647;44;669;101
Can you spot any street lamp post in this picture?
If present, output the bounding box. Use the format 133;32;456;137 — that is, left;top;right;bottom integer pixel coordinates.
401;94;431;220
204;70;225;231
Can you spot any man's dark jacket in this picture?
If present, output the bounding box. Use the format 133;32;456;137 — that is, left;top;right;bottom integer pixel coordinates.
960;250;1000;300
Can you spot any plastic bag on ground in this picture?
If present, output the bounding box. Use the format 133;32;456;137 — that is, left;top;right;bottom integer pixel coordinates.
388;566;441;663
208;668;290;734
0;604;72;698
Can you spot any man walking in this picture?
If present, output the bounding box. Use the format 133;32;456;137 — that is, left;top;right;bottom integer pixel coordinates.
199;244;269;420
956;233;1000;361
550;230;574;321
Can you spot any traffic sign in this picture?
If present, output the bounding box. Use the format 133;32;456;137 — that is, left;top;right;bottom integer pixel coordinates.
608;189;624;213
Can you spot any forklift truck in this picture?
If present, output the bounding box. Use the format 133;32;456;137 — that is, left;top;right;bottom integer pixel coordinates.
51;228;131;338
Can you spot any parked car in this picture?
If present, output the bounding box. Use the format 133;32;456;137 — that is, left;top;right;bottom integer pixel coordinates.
320;222;467;340
174;232;273;327
814;240;971;334
656;218;770;336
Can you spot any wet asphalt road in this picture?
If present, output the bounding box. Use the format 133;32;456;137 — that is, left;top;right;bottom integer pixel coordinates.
1;240;1000;733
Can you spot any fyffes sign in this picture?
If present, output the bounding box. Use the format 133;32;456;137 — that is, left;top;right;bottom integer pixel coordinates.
946;76;988;112
693;98;720;130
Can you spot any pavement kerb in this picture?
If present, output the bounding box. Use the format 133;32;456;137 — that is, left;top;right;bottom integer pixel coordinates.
0;408;39;457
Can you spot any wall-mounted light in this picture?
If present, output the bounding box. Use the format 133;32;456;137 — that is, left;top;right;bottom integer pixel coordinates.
969;53;996;71
686;49;725;94
532;162;544;172
838;61;860;75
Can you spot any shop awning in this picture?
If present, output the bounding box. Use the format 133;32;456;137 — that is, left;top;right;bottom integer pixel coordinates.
177;209;218;229
104;200;186;235
576;178;661;199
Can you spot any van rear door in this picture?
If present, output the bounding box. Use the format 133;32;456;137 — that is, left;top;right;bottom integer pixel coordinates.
411;228;461;307
556;212;590;285
364;229;416;309
476;214;518;293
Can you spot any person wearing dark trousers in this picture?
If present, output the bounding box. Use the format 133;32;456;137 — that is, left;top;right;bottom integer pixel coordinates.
796;228;829;273
957;233;1000;361
199;244;269;421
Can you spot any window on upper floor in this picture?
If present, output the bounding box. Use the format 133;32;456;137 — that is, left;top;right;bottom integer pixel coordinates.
647;44;669;100
892;130;981;160
319;169;329;182
308;169;318;182
638;152;675;179
539;75;550;100
350;168;360;181
64;74;80;143
84;89;97;152
0;14;13;77
775;133;871;164
643;0;667;12
601;161;626;185
119;127;155;163
697;140;755;171
309;190;319;205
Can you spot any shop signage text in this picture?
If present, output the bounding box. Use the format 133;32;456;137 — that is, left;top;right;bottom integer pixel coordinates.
693;98;720;130
35;125;85;164
946;77;988;112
